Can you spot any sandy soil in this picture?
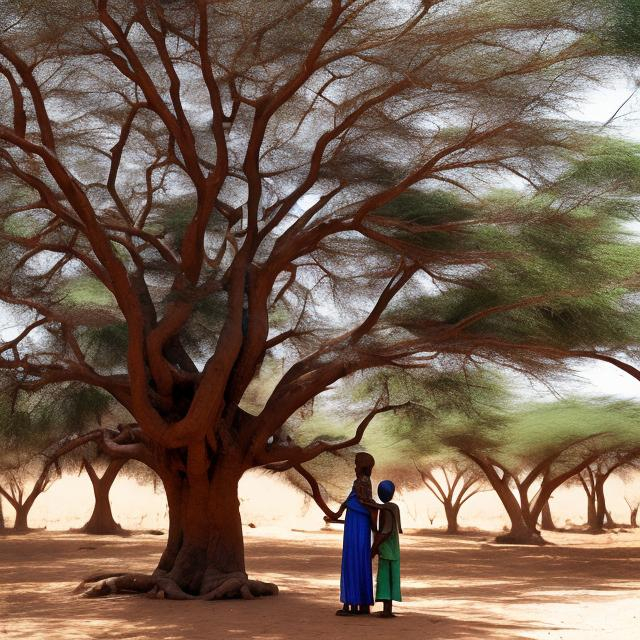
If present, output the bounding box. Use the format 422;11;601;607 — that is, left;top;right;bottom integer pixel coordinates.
2;527;640;640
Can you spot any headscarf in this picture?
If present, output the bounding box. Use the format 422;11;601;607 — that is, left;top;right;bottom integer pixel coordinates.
355;452;375;470
377;480;395;503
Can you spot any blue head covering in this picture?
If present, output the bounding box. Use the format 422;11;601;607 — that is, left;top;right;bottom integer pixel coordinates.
377;480;395;503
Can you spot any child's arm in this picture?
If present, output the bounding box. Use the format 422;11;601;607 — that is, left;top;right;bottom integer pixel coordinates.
371;509;391;557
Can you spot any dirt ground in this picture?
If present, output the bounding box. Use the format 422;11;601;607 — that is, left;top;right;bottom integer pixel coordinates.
2;527;640;640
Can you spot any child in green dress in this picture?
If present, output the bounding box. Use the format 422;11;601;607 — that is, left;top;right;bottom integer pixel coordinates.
371;479;402;618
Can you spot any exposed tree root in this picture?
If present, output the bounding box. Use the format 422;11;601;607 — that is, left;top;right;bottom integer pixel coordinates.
494;530;547;545
76;570;278;600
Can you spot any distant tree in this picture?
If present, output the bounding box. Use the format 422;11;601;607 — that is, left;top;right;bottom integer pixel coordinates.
78;455;128;535
453;399;640;544
624;495;639;528
415;460;486;534
0;384;111;531
577;450;640;532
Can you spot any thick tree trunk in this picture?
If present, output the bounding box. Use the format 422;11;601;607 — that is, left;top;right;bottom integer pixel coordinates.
444;501;460;534
13;504;31;532
490;477;544;544
80;456;278;600
0;495;4;530
80;459;126;535
630;507;638;528
160;463;247;595
540;500;556;531
586;492;599;530
594;479;607;531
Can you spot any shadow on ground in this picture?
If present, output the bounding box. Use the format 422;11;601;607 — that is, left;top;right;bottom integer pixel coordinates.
1;529;640;640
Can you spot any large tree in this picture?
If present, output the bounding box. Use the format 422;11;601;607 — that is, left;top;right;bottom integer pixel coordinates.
1;0;640;598
455;399;640;543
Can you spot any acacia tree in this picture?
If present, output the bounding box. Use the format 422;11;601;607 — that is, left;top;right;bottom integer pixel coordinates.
1;0;640;598
415;460;486;534
78;455;128;535
577;450;640;532
0;383;111;531
455;400;640;543
459;438;602;544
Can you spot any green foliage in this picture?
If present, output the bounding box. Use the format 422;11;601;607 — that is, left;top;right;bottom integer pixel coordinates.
380;139;640;360
60;277;116;308
78;323;129;371
0;382;113;469
442;396;640;470
3;213;45;238
607;0;640;55
561;139;640;193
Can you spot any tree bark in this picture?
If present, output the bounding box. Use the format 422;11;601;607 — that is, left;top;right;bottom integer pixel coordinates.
13;503;31;532
444;501;460;534
80;459;127;535
630;507;638;528
0;495;4;530
81;453;278;600
540;500;556;531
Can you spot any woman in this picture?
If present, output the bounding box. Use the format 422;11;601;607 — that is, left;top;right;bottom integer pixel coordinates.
328;452;377;616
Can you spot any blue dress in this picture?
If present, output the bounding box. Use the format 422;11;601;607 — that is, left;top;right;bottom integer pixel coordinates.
340;490;374;605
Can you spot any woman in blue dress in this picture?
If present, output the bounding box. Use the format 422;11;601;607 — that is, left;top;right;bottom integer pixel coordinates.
327;452;377;616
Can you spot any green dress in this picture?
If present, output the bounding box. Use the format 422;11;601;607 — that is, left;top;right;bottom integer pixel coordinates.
375;502;402;602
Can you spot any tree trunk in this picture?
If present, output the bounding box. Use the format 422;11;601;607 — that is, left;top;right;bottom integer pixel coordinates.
444;501;459;534
80;459;127;535
586;491;599;530
630;507;638;528
591;478;607;533
540;500;556;531
13;504;31;532
0;495;4;530
489;475;543;544
604;510;617;529
78;447;278;600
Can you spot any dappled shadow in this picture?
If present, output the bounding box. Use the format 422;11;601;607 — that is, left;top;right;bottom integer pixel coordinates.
2;529;640;639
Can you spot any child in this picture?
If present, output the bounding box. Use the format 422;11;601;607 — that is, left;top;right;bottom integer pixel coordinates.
371;480;402;618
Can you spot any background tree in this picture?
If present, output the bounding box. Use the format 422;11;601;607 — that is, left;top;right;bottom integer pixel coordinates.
623;478;640;528
452;399;640;543
1;0;639;599
78;453;128;535
415;459;487;534
577;447;640;532
0;383;111;531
